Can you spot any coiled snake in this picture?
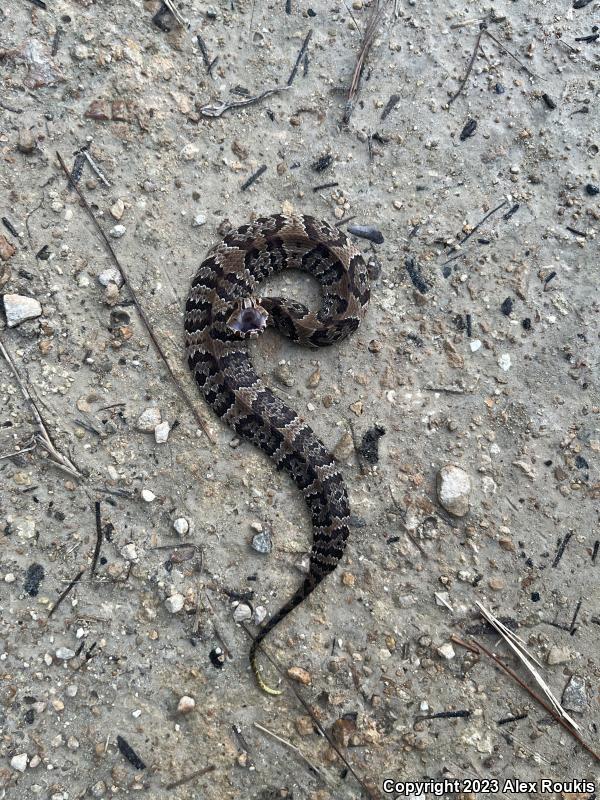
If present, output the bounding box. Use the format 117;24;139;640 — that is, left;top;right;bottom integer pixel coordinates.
184;214;371;694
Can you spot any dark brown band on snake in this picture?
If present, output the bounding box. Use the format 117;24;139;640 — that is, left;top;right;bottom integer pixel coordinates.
184;214;370;694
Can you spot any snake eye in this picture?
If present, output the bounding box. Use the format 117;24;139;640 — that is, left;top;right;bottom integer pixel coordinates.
227;305;268;335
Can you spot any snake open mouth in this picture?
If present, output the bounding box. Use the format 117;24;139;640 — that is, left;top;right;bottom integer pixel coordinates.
227;304;268;334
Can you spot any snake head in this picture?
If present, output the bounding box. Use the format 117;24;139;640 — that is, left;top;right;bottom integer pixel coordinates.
227;299;268;337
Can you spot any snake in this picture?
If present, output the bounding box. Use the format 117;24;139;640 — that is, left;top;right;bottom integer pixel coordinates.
184;213;371;694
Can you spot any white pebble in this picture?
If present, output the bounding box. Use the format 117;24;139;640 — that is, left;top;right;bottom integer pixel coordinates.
55;647;76;660
192;214;206;227
436;464;471;517
154;420;170;443
177;695;196;714
141;489;156;502
253;605;267;625
437;643;455;660
165;593;185;613
120;543;138;561
4;573;16;583
173;517;189;535
470;339;482;352
10;754;28;772
136;407;162;432
2;294;42;327
233;603;252;622
110;224;126;238
97;268;123;288
498;353;511;371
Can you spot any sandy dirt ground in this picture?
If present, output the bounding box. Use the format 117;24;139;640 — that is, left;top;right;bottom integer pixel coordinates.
1;0;599;798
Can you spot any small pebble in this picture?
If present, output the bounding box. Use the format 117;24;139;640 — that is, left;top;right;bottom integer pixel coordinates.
10;754;28;772
192;214;207;227
287;666;311;685
2;293;42;327
498;353;512;372
233;603;252;622
173;517;189;535
547;645;571;665
55;647;76;660
110;224;126;238
120;543;138;561
437;642;456;660
177;695;196;714
98;268;123;288
436;464;471;517
141;489;156;502
584;183;599;196
154;420;170;443
253;605;267;625
470;339;482;352
136;408;162;432
165;593;185;613
110;199;125;220
561;676;587;712
251;529;273;554
0;234;16;261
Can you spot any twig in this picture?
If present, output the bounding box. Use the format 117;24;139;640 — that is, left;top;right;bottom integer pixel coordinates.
0;339;83;479
55;151;216;444
47;570;85;618
476;602;580;730
343;0;389;124
82;150;110;188
91;501;104;577
196;34;216;77
254;722;328;783
163;0;190;28
484;30;538;78
448;25;486;107
458;199;508;246
468;636;600;763
231;724;257;771
240;165;267;192
552;530;573;567
288;30;313;86
165;765;215;790
199;86;289;118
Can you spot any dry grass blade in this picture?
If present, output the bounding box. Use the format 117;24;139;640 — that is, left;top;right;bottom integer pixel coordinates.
0;338;83;479
343;0;390;124
55;151;216;445
476;601;581;731
253;722;329;785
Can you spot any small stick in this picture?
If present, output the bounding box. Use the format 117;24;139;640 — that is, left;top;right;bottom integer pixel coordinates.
163;0;190;28
0;339;83;479
484;29;538;78
287;29;313;86
196;34;215;76
83;150;110;188
2;217;19;237
448;24;486;107
231;724;257;771
240;165;267;192
165;765;215;790
254;722;327;782
552;530;573;567
47;570;85;618
55;151;216;444
312;181;339;192
472;637;600;763
569;597;582;634
416;709;471;721
497;713;528;725
458;199;508;246
199;86;289;118
91;501;104;577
